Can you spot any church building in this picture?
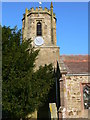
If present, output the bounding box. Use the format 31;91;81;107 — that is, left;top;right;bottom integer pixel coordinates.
59;55;89;119
22;2;89;119
22;2;60;70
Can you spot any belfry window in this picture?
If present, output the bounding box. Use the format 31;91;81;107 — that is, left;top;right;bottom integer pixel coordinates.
83;84;90;109
37;22;42;36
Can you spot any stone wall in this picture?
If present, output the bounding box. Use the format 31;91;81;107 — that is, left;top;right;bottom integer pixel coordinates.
22;6;59;69
34;46;60;70
22;8;57;46
60;75;89;118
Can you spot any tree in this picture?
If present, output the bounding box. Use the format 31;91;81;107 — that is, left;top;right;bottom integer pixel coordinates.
2;26;55;119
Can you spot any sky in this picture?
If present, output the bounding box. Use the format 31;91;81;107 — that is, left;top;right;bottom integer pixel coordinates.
2;2;88;55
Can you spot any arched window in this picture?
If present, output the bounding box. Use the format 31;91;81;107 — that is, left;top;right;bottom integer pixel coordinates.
37;22;42;36
83;84;90;109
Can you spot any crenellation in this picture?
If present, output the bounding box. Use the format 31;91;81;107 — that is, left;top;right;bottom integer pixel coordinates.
39;7;43;11
53;13;55;16
48;10;51;14
22;7;56;21
44;7;48;11
35;7;38;11
25;8;28;14
31;7;34;11
22;2;89;119
22;5;57;45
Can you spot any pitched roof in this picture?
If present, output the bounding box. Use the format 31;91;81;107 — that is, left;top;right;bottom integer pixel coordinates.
60;55;89;74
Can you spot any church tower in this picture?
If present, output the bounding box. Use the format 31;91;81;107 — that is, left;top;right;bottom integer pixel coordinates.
22;2;60;69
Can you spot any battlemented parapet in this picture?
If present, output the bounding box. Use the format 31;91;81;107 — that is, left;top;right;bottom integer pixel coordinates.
22;2;57;46
22;7;56;20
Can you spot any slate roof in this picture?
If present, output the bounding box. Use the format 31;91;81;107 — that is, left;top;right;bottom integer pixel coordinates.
60;55;89;74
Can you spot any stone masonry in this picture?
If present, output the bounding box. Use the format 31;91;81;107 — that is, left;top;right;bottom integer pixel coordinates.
22;3;60;69
22;7;57;46
62;75;89;118
59;55;89;119
22;2;60;119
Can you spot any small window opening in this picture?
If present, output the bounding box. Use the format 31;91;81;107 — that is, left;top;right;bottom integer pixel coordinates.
37;22;42;36
83;84;90;109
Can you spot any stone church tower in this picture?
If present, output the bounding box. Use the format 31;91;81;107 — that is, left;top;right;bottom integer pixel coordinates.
22;2;60;69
